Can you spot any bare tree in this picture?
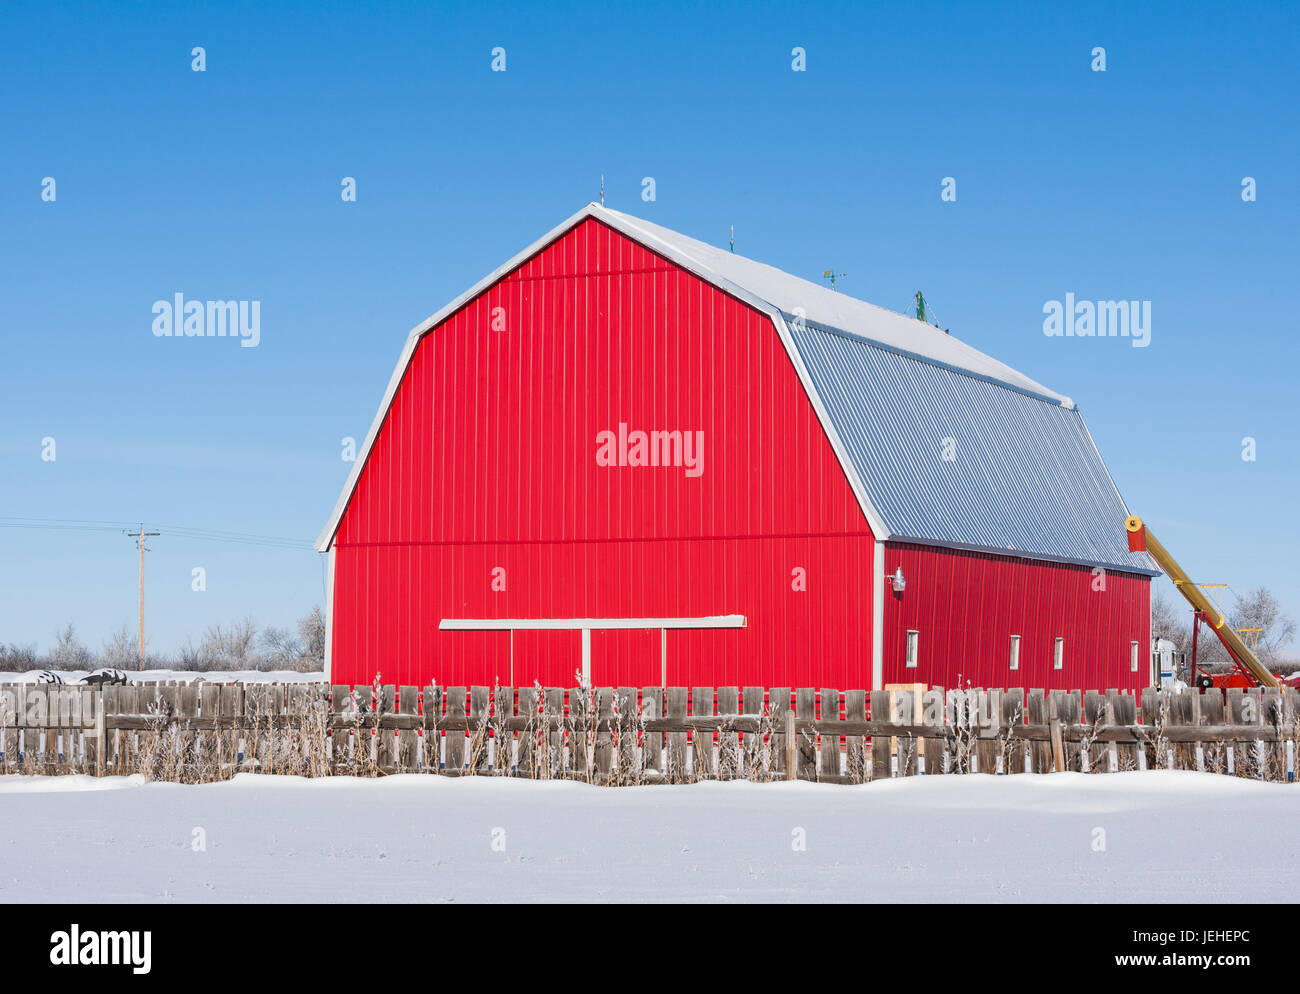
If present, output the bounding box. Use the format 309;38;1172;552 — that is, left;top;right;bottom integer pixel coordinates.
298;606;325;670
47;623;93;671
259;625;303;670
174;637;202;671
0;643;39;672
1231;586;1296;665
1150;591;1189;653
258;607;326;672
101;625;138;668
198;617;259;671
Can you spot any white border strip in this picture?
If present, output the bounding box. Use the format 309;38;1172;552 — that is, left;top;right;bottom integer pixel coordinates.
872;542;885;689
440;616;747;631
323;546;336;681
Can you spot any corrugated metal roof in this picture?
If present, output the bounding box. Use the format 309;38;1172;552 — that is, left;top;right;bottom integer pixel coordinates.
787;318;1155;573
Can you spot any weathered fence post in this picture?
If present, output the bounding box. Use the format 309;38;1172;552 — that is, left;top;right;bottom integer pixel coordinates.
515;686;536;777
422;684;441;772
769;688;790;779
716;686;739;779
845;689;867;781
976;689;1000;775
641;687;662;778
444;687;467;773
818;688;840;780
869;689;891;780
594;687;614;782
398;686;418;772
1110;691;1137;770
1049;719;1065;772
795;689;816;780
664;687;688;781
692;687;714;780
1002;688;1025;774
783;709;796;781
468;686;490;773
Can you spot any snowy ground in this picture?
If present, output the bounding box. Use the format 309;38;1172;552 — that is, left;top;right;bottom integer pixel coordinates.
0;771;1296;903
0;669;325;684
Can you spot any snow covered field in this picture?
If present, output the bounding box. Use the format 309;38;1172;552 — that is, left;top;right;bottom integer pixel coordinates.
1;771;1296;903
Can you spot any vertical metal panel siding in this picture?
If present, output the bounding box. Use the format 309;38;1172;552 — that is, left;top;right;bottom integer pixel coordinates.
788;320;1153;573
881;542;1151;693
332;219;874;689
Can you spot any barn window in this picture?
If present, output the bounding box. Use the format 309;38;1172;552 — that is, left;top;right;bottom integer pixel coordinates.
1130;640;1140;673
1053;637;1064;670
905;630;919;668
1009;635;1021;670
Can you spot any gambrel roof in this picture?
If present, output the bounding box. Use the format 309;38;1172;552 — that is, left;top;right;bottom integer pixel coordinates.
318;204;1156;575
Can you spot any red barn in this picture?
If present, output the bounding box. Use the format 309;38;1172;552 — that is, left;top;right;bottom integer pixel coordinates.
317;205;1156;692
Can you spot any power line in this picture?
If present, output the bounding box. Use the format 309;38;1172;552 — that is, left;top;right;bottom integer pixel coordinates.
0;516;316;551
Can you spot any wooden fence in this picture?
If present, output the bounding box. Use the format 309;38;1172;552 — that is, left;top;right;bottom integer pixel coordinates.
1;683;1297;784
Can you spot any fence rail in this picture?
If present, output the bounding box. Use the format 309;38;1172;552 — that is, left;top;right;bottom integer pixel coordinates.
1;683;1296;784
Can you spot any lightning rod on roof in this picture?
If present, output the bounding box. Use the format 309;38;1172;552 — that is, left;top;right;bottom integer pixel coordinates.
730;225;734;253
912;290;950;334
599;175;605;207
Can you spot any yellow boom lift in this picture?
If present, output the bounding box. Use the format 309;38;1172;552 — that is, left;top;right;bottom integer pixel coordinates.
1124;516;1279;688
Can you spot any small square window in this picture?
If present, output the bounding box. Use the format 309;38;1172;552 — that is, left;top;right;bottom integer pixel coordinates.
1009;635;1021;671
905;630;919;669
1053;637;1064;670
1130;640;1140;673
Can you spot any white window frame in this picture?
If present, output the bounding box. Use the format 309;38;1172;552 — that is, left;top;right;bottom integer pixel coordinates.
1130;640;1140;673
1009;634;1021;671
905;629;919;669
1053;637;1065;671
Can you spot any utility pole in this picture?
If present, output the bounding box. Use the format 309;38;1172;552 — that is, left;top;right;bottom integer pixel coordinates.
126;525;159;669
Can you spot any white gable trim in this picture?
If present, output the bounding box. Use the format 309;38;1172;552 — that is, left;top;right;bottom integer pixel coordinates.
316;206;601;551
316;204;891;550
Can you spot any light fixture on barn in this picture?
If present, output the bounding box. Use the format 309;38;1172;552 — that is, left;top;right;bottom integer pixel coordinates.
886;567;906;593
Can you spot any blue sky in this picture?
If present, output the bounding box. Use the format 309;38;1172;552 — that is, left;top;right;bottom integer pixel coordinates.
2;0;1296;655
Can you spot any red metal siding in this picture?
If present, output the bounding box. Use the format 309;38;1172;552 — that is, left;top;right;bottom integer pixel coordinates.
881;542;1151;693
331;218;874;689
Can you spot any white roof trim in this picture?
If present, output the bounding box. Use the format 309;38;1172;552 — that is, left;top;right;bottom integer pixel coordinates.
318;203;1063;550
885;533;1161;577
